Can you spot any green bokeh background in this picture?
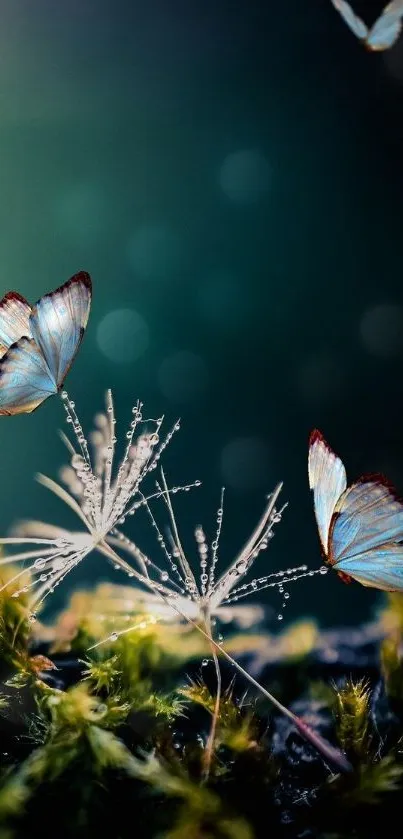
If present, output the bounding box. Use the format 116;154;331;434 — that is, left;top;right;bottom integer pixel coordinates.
1;0;403;626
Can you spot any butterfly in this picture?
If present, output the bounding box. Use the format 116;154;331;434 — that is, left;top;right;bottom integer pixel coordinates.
330;0;403;51
308;429;403;591
0;272;92;416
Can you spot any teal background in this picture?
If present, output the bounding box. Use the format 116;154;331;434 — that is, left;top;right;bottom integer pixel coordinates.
0;0;403;626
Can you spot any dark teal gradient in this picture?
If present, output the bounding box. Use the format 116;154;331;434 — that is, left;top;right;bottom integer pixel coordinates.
0;0;402;625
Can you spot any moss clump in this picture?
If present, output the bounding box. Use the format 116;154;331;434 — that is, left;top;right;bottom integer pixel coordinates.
1;584;403;838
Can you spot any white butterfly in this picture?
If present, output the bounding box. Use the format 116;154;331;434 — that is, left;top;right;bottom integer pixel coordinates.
331;0;403;50
0;272;92;416
309;429;403;591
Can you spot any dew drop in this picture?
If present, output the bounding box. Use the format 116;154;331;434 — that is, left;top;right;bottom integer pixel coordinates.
34;559;47;570
236;560;247;574
110;632;118;642
161;571;169;582
277;614;283;621
201;658;209;667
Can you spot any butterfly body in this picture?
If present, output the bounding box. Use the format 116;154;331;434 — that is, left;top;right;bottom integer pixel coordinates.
331;0;403;51
0;272;92;416
309;430;403;592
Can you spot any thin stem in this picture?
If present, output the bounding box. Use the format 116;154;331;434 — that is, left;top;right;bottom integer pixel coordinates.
188;619;352;774
93;541;352;774
201;612;222;782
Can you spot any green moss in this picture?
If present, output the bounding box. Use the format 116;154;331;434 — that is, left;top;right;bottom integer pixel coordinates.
334;679;372;762
128;752;254;839
1;580;403;838
180;680;259;754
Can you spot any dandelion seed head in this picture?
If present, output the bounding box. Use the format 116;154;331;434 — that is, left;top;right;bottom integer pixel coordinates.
108;478;292;634
0;390;192;608
1;391;322;642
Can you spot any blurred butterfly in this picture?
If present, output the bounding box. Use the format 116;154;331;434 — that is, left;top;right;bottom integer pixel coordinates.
0;272;92;416
309;429;403;591
331;0;403;50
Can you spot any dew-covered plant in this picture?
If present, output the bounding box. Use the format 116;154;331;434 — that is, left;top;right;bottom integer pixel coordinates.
101;473;330;775
0;392;346;774
0;390;197;613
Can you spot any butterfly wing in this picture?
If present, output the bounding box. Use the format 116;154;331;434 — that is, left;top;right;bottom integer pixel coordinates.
333;543;403;591
328;476;403;589
308;430;347;557
0;337;57;415
367;0;403;50
330;0;369;39
29;272;92;389
0;292;31;358
330;477;403;560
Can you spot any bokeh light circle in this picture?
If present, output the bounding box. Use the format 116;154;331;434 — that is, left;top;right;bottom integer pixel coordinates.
157;351;208;403
218;149;272;203
359;303;403;358
127;224;182;281
97;309;149;363
220;437;270;491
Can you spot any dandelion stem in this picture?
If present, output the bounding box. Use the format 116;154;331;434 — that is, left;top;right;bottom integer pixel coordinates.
187;616;352;775
201;612;222;782
96;540;352;774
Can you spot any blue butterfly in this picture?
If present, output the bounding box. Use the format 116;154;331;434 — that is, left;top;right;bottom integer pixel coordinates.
309;429;403;591
0;272;92;416
331;0;403;51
